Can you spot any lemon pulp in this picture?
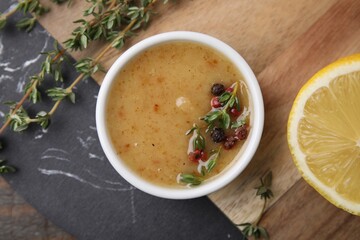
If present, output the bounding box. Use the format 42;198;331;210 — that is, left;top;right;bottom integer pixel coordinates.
299;71;360;202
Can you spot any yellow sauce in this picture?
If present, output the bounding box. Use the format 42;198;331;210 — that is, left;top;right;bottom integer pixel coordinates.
106;42;250;187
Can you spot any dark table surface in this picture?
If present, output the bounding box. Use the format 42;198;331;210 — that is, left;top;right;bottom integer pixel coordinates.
0;1;244;239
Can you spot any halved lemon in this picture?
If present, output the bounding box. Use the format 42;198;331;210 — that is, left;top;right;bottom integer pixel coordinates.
287;54;360;215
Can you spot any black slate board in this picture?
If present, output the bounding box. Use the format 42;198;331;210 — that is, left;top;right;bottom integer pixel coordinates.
0;1;244;239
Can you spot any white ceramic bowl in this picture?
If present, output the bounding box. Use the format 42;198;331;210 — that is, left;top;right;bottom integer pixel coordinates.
96;31;264;199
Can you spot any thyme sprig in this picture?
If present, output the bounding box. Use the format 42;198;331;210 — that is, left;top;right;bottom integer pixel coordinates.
40;42;68;82
0;41;67;134
0;0;69;32
24;41;67;105
4;102;51;131
178;147;221;186
255;171;273;200
64;0;135;51
198;147;221;176
45;0;163;118
186;124;206;151
236;171;273;240
74;57;105;77
0;0;167;135
46;87;76;103
5;102;30;132
178;124;222;186
178;174;203;186
201;82;240;132
15;17;37;32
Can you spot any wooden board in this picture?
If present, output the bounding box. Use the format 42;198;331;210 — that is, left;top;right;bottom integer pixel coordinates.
0;177;74;239
23;0;360;237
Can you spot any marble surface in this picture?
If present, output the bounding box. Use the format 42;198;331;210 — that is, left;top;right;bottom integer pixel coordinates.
0;1;244;239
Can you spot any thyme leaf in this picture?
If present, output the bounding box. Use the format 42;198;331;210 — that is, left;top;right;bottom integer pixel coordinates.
75;57;105;77
46;87;75;103
35;111;51;129
24;77;41;104
0;160;16;174
239;223;269;240
40;41;67;82
186;124;205;151
206;148;221;173
15;17;36;32
16;0;49;16
220;111;230;129
5;102;30;132
231;119;246;129
255;171;273;200
51;0;71;4
179;173;203;186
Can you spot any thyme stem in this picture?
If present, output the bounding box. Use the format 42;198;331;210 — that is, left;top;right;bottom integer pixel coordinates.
67;73;84;91
48;97;63;116
0;49;66;134
46;0;158;117
222;81;239;110
254;198;267;226
235;171;273;239
107;0;118;10
92;15;136;63
88;1;121;27
2;3;18;19
52;49;66;62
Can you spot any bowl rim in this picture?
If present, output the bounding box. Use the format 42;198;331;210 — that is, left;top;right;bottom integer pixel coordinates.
96;31;264;199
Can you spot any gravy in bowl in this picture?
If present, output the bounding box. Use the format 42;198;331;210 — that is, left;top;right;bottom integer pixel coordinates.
106;41;250;187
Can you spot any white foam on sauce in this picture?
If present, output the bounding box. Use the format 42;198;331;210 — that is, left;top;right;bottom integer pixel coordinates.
176;96;194;112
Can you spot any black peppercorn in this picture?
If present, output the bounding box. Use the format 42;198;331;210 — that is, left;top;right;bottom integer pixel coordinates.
211;83;225;96
211;127;226;143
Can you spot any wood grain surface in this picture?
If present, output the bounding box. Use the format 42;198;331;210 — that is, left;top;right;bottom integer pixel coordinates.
3;0;360;238
0;177;74;240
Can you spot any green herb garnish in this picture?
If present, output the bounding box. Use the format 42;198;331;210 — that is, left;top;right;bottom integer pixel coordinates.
236;171;273;240
0;0;53;32
179;173;203;186
0;160;16;174
179;81;248;186
201;82;240;131
231;119;246;129
186;124;206;151
198;147;221;176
